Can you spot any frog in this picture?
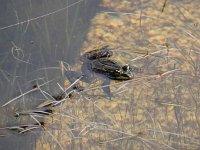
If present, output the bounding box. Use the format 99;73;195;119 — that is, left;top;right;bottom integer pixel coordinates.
90;58;134;80
80;45;134;81
65;46;136;97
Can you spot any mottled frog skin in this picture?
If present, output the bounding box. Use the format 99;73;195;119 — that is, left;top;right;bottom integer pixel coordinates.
82;45;134;80
81;45;113;60
90;58;134;80
65;46;137;96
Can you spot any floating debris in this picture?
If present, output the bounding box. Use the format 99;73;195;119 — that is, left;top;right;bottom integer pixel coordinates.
0;122;45;134
14;109;54;117
161;0;168;12
52;92;66;101
36;100;56;108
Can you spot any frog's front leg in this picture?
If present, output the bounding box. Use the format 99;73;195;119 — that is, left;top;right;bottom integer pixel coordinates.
81;62;96;84
101;78;113;97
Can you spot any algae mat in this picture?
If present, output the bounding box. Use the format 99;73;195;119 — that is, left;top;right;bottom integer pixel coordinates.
36;0;200;149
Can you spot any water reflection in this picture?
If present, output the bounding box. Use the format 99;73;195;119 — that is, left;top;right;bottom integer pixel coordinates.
0;0;101;149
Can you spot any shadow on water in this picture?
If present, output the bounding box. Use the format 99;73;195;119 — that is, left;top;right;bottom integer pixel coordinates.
0;0;101;149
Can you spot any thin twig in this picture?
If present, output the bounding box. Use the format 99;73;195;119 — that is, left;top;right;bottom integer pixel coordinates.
2;79;54;107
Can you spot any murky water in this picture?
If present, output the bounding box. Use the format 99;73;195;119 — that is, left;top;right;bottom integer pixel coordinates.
0;0;200;150
0;0;101;149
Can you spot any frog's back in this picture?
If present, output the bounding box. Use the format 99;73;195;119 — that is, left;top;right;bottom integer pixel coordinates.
80;45;113;61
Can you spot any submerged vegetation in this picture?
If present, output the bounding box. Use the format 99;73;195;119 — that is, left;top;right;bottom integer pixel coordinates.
0;0;200;149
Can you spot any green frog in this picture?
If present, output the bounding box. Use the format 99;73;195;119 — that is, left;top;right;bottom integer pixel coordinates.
80;45;134;80
65;46;137;96
90;58;134;80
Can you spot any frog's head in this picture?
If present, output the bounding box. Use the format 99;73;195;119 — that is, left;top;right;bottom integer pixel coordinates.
111;64;134;80
121;64;134;79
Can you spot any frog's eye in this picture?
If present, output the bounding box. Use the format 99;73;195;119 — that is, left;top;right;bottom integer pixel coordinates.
114;70;121;75
122;65;129;71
